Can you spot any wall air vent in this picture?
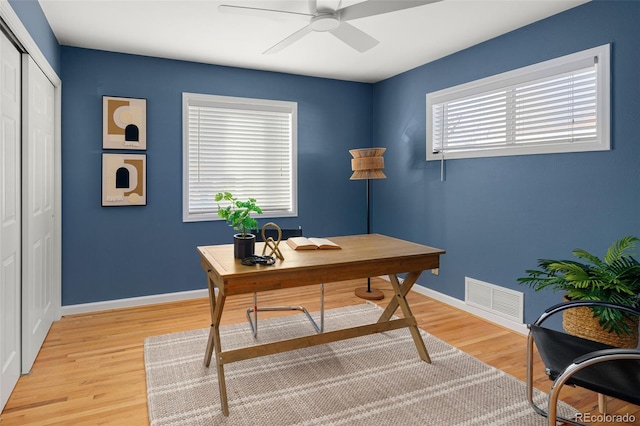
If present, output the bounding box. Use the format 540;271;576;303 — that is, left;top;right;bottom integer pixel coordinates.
465;277;524;323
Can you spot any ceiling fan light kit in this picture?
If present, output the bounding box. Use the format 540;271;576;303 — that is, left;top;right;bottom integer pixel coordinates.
219;0;441;54
310;14;340;32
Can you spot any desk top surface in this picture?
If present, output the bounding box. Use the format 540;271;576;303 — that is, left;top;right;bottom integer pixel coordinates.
198;234;444;295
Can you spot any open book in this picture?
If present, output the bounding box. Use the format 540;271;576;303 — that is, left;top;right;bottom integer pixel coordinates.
286;237;341;250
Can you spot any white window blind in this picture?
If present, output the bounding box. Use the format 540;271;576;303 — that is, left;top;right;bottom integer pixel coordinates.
183;93;297;222
427;44;610;160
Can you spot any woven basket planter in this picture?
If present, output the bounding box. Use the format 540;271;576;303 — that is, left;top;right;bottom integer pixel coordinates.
562;299;639;348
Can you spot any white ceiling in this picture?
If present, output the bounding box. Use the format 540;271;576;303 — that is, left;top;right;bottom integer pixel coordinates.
38;0;589;83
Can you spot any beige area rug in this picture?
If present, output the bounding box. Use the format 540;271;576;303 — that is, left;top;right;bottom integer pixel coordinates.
144;303;576;425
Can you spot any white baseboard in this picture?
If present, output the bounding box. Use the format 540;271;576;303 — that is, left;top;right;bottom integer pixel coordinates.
410;283;529;335
61;288;210;316
61;279;528;336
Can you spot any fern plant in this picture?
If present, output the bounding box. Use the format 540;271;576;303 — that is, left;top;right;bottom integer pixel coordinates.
518;236;640;336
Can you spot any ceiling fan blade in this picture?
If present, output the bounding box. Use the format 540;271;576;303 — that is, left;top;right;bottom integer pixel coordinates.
339;0;441;22
218;4;313;21
263;26;314;54
329;22;379;53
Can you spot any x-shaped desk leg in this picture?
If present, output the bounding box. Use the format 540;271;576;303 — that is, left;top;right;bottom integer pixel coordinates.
378;271;431;363
203;275;230;416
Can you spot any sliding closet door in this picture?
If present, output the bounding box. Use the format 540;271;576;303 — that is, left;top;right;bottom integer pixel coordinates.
0;30;22;410
21;55;55;374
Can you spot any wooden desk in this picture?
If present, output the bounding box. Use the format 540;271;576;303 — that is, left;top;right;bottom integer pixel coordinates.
197;233;445;416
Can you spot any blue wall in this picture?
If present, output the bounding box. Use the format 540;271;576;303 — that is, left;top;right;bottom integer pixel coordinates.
10;0;640;319
60;48;372;305
372;0;640;323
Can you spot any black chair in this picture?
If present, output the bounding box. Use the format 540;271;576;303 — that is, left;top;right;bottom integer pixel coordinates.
248;226;324;337
526;300;640;426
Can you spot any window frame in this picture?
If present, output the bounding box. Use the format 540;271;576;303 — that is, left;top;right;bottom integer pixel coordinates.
426;44;610;161
182;92;298;222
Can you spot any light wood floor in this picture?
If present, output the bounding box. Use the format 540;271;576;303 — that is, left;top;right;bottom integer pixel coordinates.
1;278;638;425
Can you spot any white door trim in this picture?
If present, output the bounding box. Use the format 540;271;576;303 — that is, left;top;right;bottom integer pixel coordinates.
0;0;61;322
0;1;60;86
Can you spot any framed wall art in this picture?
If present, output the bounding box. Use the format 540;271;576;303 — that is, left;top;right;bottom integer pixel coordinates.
103;96;147;149
102;153;146;206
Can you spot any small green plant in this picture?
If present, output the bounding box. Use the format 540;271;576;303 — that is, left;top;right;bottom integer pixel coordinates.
215;192;263;238
518;236;640;336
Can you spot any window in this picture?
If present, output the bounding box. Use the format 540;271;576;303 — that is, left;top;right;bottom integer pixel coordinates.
183;93;297;222
426;44;610;161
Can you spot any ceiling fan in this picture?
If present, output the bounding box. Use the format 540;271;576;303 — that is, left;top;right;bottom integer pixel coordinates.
219;0;442;54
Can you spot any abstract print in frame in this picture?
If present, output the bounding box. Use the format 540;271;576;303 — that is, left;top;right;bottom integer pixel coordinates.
103;96;147;149
102;153;146;206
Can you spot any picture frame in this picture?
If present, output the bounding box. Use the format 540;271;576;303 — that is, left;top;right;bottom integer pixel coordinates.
103;96;147;150
102;153;147;206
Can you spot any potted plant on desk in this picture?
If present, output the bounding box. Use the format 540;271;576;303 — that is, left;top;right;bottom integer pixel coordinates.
215;192;263;259
518;236;640;348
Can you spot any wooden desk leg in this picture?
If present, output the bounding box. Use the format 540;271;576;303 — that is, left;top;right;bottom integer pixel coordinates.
212;317;229;416
202;274;230;416
387;273;431;364
213;295;229;415
204;276;217;367
377;271;421;323
204;327;215;368
598;393;608;414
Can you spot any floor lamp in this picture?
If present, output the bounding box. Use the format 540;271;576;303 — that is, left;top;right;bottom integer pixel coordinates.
349;147;386;300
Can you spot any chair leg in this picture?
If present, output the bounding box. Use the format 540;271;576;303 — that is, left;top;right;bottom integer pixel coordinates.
319;283;324;332
254;292;258;336
526;332;586;426
526;332;543;415
246;284;325;337
245;292;259;338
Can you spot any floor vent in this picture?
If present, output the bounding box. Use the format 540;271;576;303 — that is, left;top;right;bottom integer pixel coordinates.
465;277;523;323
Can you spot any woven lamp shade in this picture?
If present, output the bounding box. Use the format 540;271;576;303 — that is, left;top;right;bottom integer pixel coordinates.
350;148;386;180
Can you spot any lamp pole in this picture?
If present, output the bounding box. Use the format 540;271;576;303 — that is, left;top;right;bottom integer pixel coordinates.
366;178;371;235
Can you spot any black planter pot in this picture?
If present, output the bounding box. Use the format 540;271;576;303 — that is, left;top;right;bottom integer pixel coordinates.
234;233;256;259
